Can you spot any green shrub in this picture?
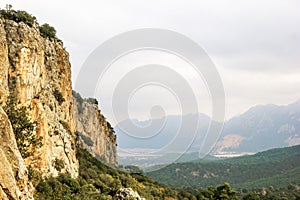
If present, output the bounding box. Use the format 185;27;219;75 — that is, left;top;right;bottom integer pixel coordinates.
40;23;56;38
106;121;115;133
35;176;72;200
72;91;84;105
0;7;60;41
86;98;98;105
57;173;80;193
60;120;71;134
72;91;84;113
243;192;260;200
28;166;42;187
124;165;143;174
3;95;42;158
53;89;65;104
198;183;238;200
54;158;65;172
0;8;37;27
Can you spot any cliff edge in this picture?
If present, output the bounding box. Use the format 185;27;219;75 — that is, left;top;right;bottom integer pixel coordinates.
73;91;118;167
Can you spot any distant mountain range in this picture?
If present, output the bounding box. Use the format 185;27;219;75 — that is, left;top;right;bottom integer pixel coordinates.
218;99;300;152
116;113;211;150
115;100;300;166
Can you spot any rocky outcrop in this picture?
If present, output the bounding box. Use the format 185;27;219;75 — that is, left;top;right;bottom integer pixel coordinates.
0;107;33;200
114;188;144;200
73;91;118;166
0;18;78;178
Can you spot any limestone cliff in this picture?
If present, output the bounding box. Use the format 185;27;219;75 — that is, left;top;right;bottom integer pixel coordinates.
73;91;118;166
0;107;33;200
0;17;78;182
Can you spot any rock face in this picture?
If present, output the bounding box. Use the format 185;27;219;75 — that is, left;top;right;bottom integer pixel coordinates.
0;18;78;180
73;92;118;166
0;107;34;200
115;188;144;200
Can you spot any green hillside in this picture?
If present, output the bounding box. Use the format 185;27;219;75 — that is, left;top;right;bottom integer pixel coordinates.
32;143;265;200
34;147;184;199
146;145;300;190
33;147;285;200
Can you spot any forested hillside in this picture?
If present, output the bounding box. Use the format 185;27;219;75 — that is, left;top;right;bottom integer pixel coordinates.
147;145;300;191
35;144;300;199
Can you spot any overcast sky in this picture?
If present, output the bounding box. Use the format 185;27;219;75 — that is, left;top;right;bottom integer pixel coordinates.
2;0;300;122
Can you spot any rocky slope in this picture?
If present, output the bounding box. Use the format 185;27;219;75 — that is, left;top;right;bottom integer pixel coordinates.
0;17;78;199
73;91;118;166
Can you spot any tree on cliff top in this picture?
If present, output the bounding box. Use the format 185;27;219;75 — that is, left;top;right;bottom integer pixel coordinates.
39;23;57;38
0;6;57;39
0;7;37;27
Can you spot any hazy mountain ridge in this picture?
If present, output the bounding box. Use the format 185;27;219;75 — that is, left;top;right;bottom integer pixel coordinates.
116;113;211;149
220;100;300;152
116;100;300;157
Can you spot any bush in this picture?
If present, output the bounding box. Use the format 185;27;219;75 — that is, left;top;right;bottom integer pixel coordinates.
40;23;56;38
0;7;59;40
106;121;115;133
60;120;71;134
124;165;143;174
54;158;65;172
198;183;238;200
28;166;42;187
72;91;84;105
35;176;72;200
86;98;98;105
0;8;37;27
53;89;65;104
72;91;84;114
3;95;42;158
243;192;260;200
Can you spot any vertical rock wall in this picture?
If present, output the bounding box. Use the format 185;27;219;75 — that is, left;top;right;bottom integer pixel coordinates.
0;107;33;200
73;93;118;167
0;19;78;180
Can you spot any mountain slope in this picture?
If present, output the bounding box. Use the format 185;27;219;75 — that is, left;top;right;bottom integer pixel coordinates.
34;145;199;199
218;100;300;152
146;145;300;190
